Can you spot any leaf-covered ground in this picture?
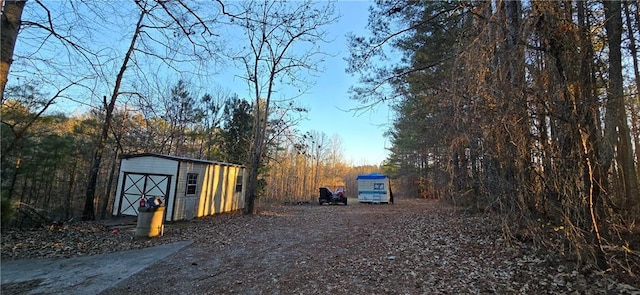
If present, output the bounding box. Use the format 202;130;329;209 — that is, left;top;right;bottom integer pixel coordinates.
2;198;639;294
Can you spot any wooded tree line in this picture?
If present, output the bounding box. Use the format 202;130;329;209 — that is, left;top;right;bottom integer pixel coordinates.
265;130;379;201
1;0;346;222
350;1;639;273
1;77;371;224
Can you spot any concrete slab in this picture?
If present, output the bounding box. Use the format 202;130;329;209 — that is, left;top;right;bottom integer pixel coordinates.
1;240;193;295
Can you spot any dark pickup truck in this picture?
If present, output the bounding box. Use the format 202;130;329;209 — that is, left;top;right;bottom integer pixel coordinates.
318;187;347;205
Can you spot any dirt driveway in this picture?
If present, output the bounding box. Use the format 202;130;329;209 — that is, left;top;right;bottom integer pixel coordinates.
100;198;635;294
3;198;638;294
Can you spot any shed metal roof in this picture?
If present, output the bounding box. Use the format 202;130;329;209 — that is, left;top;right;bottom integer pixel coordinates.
120;153;245;168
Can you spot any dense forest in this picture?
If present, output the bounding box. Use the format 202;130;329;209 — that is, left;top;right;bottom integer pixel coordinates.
349;1;640;276
1;0;639;279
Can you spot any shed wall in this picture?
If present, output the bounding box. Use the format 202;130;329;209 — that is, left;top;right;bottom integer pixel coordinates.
197;165;245;217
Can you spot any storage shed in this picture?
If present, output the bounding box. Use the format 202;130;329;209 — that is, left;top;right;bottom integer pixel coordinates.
356;173;392;204
112;153;245;221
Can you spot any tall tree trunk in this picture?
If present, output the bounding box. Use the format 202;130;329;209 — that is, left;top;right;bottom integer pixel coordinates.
505;0;530;212
245;50;276;213
623;1;640;184
245;141;260;213
604;0;639;210
245;95;264;213
577;0;607;269
0;0;26;102
100;149;119;219
65;159;77;220
314;149;319;195
7;156;21;199
82;9;146;220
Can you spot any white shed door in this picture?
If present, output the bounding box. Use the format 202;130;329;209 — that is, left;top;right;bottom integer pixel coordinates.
117;172;172;216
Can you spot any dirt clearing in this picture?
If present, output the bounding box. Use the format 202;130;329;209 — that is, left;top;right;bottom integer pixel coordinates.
3;198;638;294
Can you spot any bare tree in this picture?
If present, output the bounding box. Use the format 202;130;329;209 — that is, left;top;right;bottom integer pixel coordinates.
82;3;147;220
81;0;222;220
222;0;338;214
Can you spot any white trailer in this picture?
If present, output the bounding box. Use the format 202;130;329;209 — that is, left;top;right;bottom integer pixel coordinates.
357;173;392;204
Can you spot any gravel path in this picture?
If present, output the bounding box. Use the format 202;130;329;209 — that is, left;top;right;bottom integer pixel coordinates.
3;198;639;294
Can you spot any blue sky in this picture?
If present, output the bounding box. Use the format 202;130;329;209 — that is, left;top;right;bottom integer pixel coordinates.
298;1;392;166
217;1;392;166
301;1;392;166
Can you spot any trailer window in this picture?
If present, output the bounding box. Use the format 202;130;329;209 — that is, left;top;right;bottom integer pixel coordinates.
186;173;198;195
